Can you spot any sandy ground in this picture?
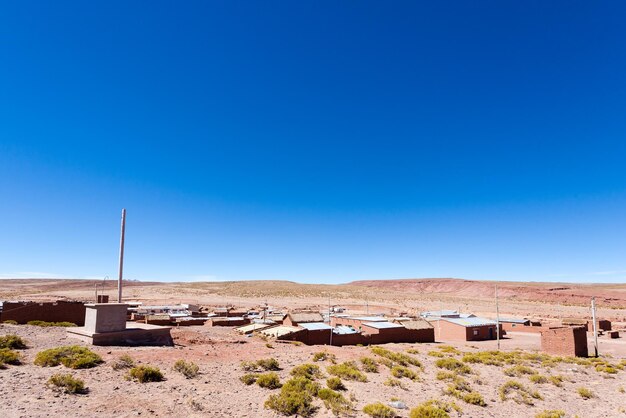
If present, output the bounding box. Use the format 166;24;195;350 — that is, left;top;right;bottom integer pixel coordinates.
1;323;625;418
2;279;626;417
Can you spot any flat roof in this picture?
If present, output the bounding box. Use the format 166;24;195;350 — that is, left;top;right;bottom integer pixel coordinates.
235;323;273;333
437;317;498;327
499;318;530;324
333;326;359;335
350;316;388;322
299;322;332;331
362;321;404;329
260;325;301;338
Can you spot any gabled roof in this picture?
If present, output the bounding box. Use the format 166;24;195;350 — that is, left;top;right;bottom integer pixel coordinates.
285;311;324;324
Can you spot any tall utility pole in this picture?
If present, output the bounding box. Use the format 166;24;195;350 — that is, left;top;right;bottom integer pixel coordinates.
591;297;598;357
495;284;500;350
117;209;127;303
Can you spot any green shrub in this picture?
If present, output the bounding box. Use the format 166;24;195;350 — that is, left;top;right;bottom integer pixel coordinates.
428;350;446;358
240;373;258;385
462;392;486;406
390;365;419;381
409;402;450;418
327;361;367;382
504;365;537;377
257;358;280;371
327;376;346;391
362;402;395;418
435;358;471;374
462;350;520;366
173;359;199;378
313;351;336;363
47;373;86;394
27;320;77;327
0;348;21;365
438;345;461;355
257;372;282;389
34;346;102;369
264;377;319;416
127;365;164;383
535;410;566;418
0;334;27;349
318;388;354;416
371;347;422;368
384;378;407;390
2;320;18;325
595;364;618;374
360;357;379;373
111;354;135;370
291;363;323;380
577;387;594;399
529;374;548;384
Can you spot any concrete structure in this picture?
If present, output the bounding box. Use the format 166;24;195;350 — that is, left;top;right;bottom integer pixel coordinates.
541;326;588;357
67;303;173;346
431;317;502;341
0;300;86;325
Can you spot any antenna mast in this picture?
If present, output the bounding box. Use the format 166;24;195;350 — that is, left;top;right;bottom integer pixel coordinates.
117;208;126;303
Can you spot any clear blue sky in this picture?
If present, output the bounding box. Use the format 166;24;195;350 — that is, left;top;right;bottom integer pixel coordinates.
1;2;625;284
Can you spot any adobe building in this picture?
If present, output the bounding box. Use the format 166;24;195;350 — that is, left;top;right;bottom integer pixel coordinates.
393;318;435;343
561;318;612;332
361;321;413;344
282;311;324;327
206;316;249;327
430;317;502;341
330;316;387;331
0;300;86;325
298;322;333;345
541;326;588;357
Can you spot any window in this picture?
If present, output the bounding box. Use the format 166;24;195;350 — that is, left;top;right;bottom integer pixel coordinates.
473;329;479;336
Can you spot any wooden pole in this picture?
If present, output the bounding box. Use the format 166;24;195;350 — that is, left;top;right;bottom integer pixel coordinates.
117;209;126;303
591;297;598;357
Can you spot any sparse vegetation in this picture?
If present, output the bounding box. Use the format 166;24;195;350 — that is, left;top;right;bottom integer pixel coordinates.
0;334;27;349
291;363;323;380
406;349;419;355
327;377;346;391
240;373;258;385
428;350;446;358
27;320;76;327
0;348;21;365
390;365;419;381
500;380;542;405
529;374;548;384
127;365;164;383
327;361;367;382
535;410;566;418
577;387;594;399
242;358;280;372
549;375;563;387
504;365;537;377
435;358;471;374
360;357;379;373
47;373;86;394
371;347;422;368
173;359;199;378
410;400;462;418
265;377;320;416
111;354;135;370
257;372;282;389
318;388;354;416
362;402;395;418
2;320;18;325
384;378;407;390
313;351;336;363
34;346;102;369
438;345;461;355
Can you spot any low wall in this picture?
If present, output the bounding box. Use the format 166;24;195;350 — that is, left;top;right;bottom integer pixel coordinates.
0;301;86;325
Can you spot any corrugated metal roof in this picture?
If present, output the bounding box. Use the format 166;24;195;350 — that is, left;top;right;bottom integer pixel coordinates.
499;318;530;324
438;317;497;327
421;310;459;317
261;325;302;338
333;326;358;335
299;322;332;331
286;311;324;323
362;321;403;329
398;319;434;330
235;323;273;334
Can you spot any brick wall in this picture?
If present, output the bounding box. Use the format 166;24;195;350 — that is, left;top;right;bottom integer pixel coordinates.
541;326;588;357
0;301;86;325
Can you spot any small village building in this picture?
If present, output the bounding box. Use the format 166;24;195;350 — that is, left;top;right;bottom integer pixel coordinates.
235;323;274;334
393;318;435;343
282;311;324;327
360;321;413;344
298;322;333;345
330;316;387;331
206;316;250;327
431;317;501;341
499;318;531;332
260;325;303;340
541;326;588;357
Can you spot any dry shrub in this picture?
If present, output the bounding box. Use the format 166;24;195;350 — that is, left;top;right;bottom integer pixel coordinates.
265;377;320;416
47;373;86;394
371;347;421;368
291;363;323;380
499;380;542;405
0;334;27;349
360;357;379;373
2;320;18;325
0;348;21;365
27;321;76;327
384;378;407;390
577;387;594;399
504;365;537;377
257;372;281;389
529;374;548;384
111;354;135;370
240;373;258;385
327;376;346;391
327;361;367;382
318;388;354;416
409;399;462;418
127;365;163;383
34;346;102;369
535;410;565;418
435;358;471;374
313;351;336;363
242;358;280;372
391;365;419;381
173;359;199;378
362;402;395;418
